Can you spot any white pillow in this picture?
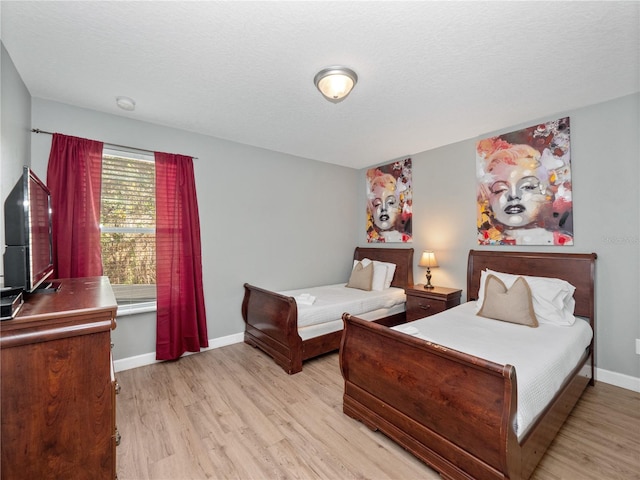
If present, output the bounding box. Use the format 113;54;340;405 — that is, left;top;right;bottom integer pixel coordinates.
381;262;397;288
476;269;576;326
353;258;396;290
373;261;396;288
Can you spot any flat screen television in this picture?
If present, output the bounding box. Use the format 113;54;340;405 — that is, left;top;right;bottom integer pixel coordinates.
3;166;55;292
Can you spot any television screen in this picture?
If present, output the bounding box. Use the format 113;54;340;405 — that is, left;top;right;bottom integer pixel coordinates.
3;167;54;292
28;171;53;289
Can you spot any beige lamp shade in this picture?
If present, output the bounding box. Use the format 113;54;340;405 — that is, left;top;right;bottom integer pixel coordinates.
418;251;438;268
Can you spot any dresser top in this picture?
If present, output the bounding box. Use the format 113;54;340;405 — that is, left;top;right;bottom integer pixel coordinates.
1;276;117;347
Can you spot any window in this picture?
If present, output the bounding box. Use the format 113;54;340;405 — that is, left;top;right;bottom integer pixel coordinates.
100;148;156;310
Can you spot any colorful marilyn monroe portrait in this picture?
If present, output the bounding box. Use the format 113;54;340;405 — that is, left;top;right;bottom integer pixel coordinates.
476;117;573;246
366;158;412;243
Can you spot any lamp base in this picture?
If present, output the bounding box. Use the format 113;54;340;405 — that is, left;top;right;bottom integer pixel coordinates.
424;269;434;289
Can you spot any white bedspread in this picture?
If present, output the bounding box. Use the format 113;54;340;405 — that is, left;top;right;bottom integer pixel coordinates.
393;302;592;440
279;284;406;329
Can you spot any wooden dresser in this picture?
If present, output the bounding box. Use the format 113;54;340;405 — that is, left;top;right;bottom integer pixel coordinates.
0;277;118;480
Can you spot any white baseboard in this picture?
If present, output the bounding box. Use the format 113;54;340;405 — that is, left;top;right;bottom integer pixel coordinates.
596;367;640;393
113;332;244;372
115;338;640;394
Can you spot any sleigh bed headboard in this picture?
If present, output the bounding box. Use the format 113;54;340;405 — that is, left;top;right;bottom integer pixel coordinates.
467;249;597;320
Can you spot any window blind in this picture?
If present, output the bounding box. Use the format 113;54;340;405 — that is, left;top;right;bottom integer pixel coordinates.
100;150;156;305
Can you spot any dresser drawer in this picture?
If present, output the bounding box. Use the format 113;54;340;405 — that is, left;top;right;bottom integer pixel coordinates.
406;296;447;321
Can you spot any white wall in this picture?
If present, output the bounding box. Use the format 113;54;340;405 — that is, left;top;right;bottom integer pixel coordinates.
29;98;360;361
358;93;640;382
1;43;31;283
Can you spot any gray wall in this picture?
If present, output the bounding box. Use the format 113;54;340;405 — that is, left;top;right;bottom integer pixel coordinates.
29;98;360;360
3;41;638;381
358;93;640;380
1;43;32;282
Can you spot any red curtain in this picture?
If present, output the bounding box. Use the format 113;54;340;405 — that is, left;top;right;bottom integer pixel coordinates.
155;152;208;360
46;133;104;279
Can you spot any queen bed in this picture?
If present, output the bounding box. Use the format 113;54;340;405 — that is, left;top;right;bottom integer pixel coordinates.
340;249;597;480
242;247;414;374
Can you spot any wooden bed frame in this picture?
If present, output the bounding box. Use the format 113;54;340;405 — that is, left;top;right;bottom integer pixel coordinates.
242;247;414;374
340;249;597;480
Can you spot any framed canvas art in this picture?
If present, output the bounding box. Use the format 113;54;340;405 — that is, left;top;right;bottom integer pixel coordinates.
476;117;573;246
366;158;412;243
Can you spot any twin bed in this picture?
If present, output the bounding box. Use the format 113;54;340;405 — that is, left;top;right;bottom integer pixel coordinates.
242;247;414;374
341;249;596;480
242;248;597;480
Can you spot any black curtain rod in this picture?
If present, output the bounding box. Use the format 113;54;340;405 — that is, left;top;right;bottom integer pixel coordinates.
31;129;198;159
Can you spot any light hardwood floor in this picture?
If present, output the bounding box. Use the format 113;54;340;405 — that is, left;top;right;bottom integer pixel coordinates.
116;343;640;480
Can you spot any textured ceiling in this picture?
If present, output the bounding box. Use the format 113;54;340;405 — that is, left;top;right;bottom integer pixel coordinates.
1;1;638;169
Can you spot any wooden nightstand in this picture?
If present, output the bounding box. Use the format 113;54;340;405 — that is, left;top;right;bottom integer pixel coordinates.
405;285;462;322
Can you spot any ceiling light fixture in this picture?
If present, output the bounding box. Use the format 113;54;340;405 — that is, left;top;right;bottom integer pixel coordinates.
116;96;136;111
314;66;358;103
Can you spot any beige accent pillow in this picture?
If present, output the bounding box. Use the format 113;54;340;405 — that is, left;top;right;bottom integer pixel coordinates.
477;274;538;327
346;261;374;291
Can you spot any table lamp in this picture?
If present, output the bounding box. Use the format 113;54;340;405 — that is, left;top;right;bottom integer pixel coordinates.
418;250;438;289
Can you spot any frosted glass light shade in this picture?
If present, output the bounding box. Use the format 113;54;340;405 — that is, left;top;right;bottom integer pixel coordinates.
314;67;358;103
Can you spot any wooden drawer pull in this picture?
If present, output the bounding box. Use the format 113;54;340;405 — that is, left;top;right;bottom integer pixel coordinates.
419;304;431;310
